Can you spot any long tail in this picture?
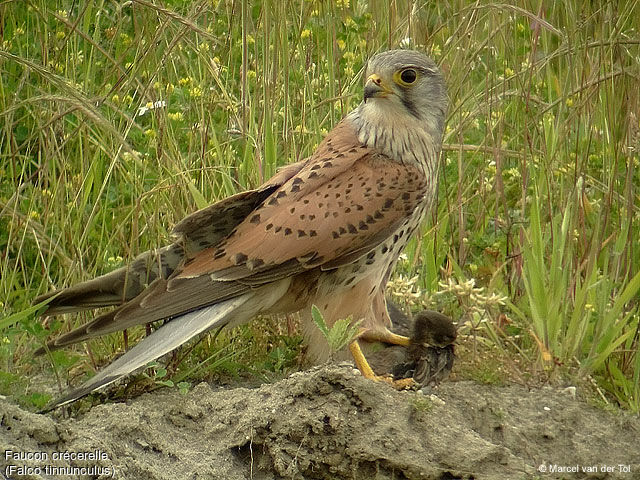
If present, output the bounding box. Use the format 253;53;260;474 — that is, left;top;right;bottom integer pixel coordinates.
42;293;252;411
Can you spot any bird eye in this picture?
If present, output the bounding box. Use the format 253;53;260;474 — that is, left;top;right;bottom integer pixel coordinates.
400;68;417;84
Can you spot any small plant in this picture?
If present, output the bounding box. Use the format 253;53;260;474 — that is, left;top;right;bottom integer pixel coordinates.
409;395;435;423
311;305;361;359
142;361;191;394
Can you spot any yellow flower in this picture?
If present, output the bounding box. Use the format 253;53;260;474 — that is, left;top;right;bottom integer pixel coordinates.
337;39;346;50
343;51;356;63
144;129;156;138
504;168;521;178
300;29;311;40
247;70;257;81
189;86;203;98
565;98;574;107
119;33;131;46
56;30;65;40
336;0;350;8
168;112;184;121
29;210;40;220
107;255;123;267
179;77;192;86
504;67;514;77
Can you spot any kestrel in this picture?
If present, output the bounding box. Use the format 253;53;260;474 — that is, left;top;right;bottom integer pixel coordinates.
392;310;457;387
35;49;448;409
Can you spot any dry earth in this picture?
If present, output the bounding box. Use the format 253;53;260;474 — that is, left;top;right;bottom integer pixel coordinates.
2;364;640;480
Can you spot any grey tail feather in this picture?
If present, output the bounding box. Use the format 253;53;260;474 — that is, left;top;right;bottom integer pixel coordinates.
33;285;128;315
41;294;252;412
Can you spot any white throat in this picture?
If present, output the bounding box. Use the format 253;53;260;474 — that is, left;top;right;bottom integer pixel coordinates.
348;100;440;176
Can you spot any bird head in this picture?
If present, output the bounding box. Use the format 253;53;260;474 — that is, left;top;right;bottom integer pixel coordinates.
412;310;457;348
360;49;448;140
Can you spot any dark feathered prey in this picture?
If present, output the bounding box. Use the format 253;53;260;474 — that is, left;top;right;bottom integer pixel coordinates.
392;310;457;387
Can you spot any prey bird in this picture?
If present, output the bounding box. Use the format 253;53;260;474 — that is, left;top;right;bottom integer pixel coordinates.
392;310;457;387
34;49;448;409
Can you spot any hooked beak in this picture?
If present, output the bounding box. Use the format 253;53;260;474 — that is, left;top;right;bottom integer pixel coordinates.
363;74;392;102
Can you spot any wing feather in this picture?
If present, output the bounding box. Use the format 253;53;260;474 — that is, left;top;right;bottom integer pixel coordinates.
37;119;428;349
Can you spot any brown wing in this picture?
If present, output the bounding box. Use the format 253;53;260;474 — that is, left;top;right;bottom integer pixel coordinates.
119;120;428;323
179;120;428;279
40;119;427;348
172;158;310;256
34;159;308;316
34;161;310;353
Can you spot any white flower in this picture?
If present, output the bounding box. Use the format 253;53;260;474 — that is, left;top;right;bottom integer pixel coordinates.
137;100;167;116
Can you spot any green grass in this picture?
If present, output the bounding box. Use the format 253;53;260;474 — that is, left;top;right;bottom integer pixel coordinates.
1;0;639;411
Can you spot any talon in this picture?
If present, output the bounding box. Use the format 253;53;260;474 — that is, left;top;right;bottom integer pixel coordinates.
349;339;415;390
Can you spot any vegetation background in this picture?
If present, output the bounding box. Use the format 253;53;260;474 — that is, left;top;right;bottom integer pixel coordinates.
1;0;639;412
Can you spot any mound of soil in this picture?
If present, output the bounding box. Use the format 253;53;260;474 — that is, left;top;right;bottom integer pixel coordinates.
2;364;639;479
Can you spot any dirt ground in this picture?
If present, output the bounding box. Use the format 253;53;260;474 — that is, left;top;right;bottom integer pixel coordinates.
2;363;640;480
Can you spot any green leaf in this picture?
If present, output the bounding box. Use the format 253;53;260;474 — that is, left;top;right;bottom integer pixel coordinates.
186;181;208;210
311;306;360;356
0;296;58;331
327;316;361;353
311;305;330;338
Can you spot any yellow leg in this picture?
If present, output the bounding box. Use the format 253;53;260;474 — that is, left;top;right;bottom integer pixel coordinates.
349;339;377;380
359;329;411;347
349;339;415;390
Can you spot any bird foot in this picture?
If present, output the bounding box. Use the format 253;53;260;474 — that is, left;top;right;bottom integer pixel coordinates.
376;375;417;390
349;340;415;390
